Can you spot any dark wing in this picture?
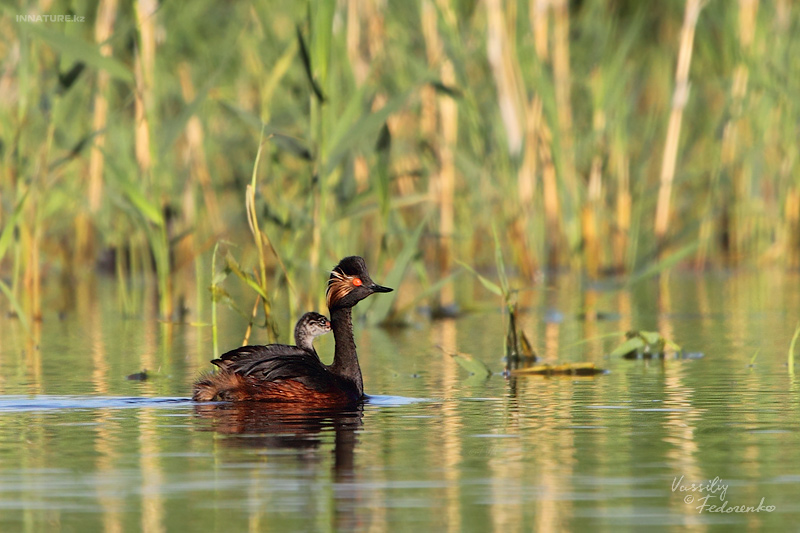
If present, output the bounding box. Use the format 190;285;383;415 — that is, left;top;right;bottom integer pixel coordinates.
211;344;333;391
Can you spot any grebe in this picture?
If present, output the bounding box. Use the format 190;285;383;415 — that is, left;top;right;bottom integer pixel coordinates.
294;311;331;357
192;256;391;406
192;311;330;401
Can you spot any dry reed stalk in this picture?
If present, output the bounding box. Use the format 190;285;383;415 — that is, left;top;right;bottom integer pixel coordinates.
420;0;444;285
486;0;525;155
583;78;605;278
696;0;756;267
178;63;222;234
346;0;369;85
612;142;631;272
518;96;540;208
27;222;42;321
525;2;562;269
88;0;118;212
786;188;800;268
367;0;385;68
530;0;549;60
437;59;457;308
539;122;561;269
516;95;543;277
76;0;118;263
551;0;578;209
420;0;440;138
582;155;602;279
730;0;758;261
654;0;702;244
134;0;158;177
241;294;261;347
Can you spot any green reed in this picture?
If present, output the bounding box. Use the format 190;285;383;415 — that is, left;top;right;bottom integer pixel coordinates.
1;0;800;330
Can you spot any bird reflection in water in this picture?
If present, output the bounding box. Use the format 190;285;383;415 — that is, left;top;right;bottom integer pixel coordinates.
194;403;363;529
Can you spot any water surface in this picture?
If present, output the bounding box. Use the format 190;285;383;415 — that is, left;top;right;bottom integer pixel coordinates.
1;272;799;531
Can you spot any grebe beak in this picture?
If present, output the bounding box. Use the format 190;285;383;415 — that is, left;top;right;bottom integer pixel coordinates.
370;284;393;293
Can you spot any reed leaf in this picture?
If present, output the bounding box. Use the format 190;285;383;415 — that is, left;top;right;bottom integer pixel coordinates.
15;15;132;82
368;215;429;324
0;189;29;264
449;351;492;378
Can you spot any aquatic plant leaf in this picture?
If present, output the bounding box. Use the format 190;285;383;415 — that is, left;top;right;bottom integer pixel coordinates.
369;215;428;325
0;189;29;263
429;81;462;98
0;279;28;331
449;352;492;377
491;225;510;296
609;336;646;358
511;362;603;376
17;17;132;82
224;252;268;301
519;332;537;360
456;260;503;297
296;25;325;102
665;339;682;353
639;331;662;345
627;241;699;284
115;174;164;227
58;61;85;90
324;90;412;177
789;323;800;371
160;71;219;156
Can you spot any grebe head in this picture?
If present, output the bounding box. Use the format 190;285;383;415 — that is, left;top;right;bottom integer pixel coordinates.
326;256;392;310
296;311;331;338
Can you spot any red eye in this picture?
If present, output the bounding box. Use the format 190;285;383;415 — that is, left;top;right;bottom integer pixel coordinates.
352;278;363;287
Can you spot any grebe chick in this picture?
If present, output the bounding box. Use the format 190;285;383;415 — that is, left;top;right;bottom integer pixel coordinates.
192;256;391;406
294;311;331;357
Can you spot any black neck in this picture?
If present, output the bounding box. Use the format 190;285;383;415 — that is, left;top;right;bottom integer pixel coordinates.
328;306;363;397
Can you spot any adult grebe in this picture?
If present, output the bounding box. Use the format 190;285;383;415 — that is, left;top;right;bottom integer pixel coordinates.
192;256;391;406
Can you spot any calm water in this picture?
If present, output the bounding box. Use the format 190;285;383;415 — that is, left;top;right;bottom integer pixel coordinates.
1;271;799;532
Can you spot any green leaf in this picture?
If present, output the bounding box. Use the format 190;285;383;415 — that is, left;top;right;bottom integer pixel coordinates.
323;89;413;177
16;16;132;82
0;279;28;331
159;74;218;156
627;241;700;285
368;215;428;324
296;24;325;102
224;252;267;301
639;331;662;345
491;224;509;295
0;189;30;263
450;351;492;377
310;0;335;88
789;323;800;370
665;340;682;353
456;260;503;297
609;336;646;358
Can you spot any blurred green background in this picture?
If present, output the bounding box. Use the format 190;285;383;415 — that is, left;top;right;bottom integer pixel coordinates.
1;0;799;331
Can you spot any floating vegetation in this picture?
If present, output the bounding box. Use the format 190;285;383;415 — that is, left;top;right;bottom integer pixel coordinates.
510;362;605;377
610;330;685;359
